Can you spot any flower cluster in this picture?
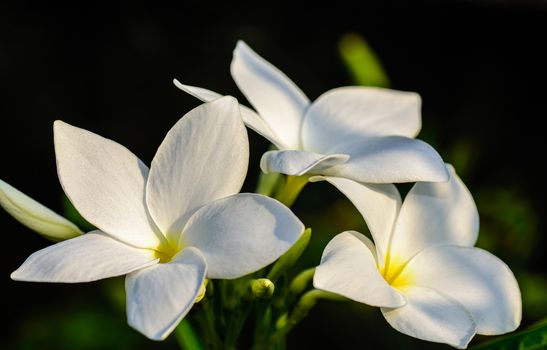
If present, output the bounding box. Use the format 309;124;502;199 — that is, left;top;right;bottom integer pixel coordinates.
1;41;520;348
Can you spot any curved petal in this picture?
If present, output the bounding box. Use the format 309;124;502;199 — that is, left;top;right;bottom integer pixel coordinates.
382;286;476;349
146;97;248;240
11;231;158;283
182;193;304;279
54;121;162;249
260;150;349;176
126;247;206;340
324;136;448;183
314;231;405;307
390;164;479;262
0;179;82;241
403;245;521;335
172;80;284;148
230;41;309;149
313;177;400;263
302;87;421;153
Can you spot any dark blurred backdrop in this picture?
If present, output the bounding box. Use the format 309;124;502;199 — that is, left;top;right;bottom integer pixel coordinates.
1;1;546;349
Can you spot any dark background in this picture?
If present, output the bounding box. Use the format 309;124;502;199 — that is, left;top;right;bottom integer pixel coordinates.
1;1;546;349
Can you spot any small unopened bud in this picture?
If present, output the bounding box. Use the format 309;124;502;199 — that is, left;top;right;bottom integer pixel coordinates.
194;279;208;303
251;278;275;299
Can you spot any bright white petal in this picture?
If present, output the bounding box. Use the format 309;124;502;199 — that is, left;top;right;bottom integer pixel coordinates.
11;231;158;282
382;286;476;349
324;136;448;183
182;193;304;279
230;41;309;149
0;179;82;241
126;247;206;341
54;121;162;249
313;177;400;263
404;245;521;335
146;97;248;241
172;80;283;148
314;231;405;307
260;150;349;176
302;87;421;153
390;164;478;262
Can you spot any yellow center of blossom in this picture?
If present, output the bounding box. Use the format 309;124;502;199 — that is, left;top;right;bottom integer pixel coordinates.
152;237;183;263
379;253;413;289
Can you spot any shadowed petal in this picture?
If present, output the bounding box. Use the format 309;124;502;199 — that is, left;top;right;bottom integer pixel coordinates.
54;121;162;249
403;245;521;335
231;41;309;149
146;97;248;241
11;231;158;282
324;136;448;183
260;150;349;176
314;231;405;307
302;87;421;153
173;80;283;148
312;177;400;263
382;286;476;349
126;247;206;340
390;164;478;262
182;193;304;279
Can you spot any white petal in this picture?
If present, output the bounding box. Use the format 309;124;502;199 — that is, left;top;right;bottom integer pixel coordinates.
11;231;158;282
146;97;248;241
260;150;349;176
302;87;421;153
324;136;449;183
0;179;82;241
125;247;206;341
230;41;309;149
404;245;521;335
390;164;479;262
382;286;476;349
314;231;405;307
182;193;304;279
172;80;284;148
313;177;400;263
54;121;162;249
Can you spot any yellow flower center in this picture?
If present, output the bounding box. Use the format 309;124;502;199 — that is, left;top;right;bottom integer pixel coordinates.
379;253;413;289
152;239;180;263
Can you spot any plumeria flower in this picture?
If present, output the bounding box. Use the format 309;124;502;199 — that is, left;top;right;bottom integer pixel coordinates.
174;41;448;184
0;179;83;241
11;97;304;340
313;165;521;348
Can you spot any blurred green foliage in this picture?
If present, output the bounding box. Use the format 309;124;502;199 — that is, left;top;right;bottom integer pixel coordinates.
471;319;547;350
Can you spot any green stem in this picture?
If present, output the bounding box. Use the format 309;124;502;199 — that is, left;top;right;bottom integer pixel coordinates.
289;267;316;295
274;175;309;207
175;319;204;350
271;289;345;342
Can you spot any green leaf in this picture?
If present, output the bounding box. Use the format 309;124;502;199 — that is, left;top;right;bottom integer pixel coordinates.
338;33;390;88
175;319;204;350
470;320;547;350
267;228;312;282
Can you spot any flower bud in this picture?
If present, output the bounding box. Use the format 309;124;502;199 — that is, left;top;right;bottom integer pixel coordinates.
251;278;275;299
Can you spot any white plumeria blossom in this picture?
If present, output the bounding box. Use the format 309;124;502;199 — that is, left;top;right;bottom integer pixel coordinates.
11;96;304;340
313;165;521;348
0;179;83;241
174;41;448;183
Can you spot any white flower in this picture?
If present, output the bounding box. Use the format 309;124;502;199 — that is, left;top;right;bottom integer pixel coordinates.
174;41;448;183
0;179;83;241
313;165;521;348
11;96;304;340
